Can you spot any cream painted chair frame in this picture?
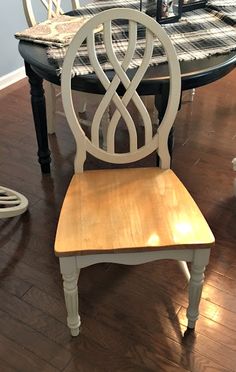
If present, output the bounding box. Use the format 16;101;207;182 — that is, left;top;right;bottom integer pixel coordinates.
57;8;214;337
22;0;85;135
0;186;28;218
23;0;80;25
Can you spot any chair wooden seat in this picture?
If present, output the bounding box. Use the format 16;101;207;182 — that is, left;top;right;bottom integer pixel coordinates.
55;167;214;256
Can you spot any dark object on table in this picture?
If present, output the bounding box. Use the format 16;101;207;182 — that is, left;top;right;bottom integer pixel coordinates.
141;0;183;24
182;0;207;12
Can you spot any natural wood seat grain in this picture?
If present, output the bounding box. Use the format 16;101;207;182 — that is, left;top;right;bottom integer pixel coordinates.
55;167;214;256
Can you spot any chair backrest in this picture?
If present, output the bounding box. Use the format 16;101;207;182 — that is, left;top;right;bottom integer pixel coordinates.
61;8;181;172
23;0;80;27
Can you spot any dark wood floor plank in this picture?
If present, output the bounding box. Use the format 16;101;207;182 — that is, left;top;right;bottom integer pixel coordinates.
21;270;232;370
177;307;236;353
62;314;191;372
225;265;236;281
209;240;236;266
0;250;62;300
0;309;72;370
22;286;67;324
0;201;58;247
73;305;230;372
177;312;236;371
0;358;19;372
0;274;31;298
0;288;71;345
0;333;58;372
63;346;189;372
2;238;59;277
206;271;236;298
79;284;233;372
19;268;230;371
202;283;236;313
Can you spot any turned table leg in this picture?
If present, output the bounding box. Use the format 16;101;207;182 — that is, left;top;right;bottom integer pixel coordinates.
24;62;51;174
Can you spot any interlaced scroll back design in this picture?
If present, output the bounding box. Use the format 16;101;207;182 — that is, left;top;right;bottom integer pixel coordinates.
23;0;80;26
61;8;181;172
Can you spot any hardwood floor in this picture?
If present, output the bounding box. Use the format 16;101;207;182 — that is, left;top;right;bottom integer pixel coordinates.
0;70;236;371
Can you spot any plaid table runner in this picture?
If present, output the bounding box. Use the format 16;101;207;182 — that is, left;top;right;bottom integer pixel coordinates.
16;0;236;76
207;0;236;26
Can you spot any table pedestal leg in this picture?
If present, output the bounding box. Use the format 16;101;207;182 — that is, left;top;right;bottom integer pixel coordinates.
25;62;51;174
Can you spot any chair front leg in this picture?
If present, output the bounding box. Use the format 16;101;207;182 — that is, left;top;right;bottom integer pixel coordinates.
77;91;87;114
101;107;110;150
59;257;81;336
186;249;210;329
187;263;205;329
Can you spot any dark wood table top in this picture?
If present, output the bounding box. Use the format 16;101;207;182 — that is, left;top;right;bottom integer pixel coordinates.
19;40;236;95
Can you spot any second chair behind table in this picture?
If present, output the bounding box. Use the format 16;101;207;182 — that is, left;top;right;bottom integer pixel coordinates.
55;8;214;337
22;0;90;135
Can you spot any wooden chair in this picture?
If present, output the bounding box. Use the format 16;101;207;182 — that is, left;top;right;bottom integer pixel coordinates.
0;186;28;218
55;8;215;337
22;0;87;134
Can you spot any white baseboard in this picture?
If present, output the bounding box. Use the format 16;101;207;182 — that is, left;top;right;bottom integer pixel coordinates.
0;67;26;91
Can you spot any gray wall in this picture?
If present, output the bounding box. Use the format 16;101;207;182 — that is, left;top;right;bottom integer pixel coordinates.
0;1;73;77
0;2;28;77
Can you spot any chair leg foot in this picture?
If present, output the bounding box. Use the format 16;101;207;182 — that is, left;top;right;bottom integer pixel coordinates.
70;326;80;337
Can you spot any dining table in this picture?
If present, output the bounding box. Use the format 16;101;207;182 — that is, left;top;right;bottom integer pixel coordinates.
17;1;236;174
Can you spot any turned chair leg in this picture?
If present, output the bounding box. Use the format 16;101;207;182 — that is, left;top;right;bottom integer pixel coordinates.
140;96;159;126
77;91;87;114
186;249;210;329
182;88;196;103
60;257;81;336
187;263;206;329
101;107;110;150
44;81;56;135
179;261;190;281
190;88;196;102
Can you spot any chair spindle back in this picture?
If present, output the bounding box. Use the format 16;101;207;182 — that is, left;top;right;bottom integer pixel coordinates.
23;0;80;26
61;8;181;172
